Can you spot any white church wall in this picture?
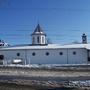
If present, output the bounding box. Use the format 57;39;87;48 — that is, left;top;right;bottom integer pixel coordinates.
32;35;46;45
0;50;26;65
0;48;88;65
68;48;87;64
26;49;67;64
0;24;88;65
26;48;87;64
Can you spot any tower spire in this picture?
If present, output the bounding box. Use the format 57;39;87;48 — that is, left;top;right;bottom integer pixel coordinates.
31;24;47;45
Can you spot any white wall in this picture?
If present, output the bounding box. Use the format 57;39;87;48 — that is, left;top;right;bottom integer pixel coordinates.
0;50;26;65
68;48;87;64
27;49;67;64
32;35;46;45
0;48;88;65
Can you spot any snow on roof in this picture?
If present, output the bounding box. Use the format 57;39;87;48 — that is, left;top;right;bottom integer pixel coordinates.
0;43;90;50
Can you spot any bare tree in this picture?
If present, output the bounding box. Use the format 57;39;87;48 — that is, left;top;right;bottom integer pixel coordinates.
47;38;53;44
72;41;80;44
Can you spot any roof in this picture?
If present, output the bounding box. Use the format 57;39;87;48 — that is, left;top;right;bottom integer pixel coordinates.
0;44;90;50
31;24;46;36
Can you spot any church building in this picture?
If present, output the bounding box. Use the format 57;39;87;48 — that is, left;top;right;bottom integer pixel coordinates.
0;24;90;65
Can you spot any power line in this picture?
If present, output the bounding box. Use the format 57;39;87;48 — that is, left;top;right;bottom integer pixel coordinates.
1;7;90;12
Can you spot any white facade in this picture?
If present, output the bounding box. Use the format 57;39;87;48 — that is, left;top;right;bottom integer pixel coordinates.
0;24;89;65
32;35;46;45
0;44;89;65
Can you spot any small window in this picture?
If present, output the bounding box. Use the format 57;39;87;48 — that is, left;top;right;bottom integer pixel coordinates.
73;51;76;55
46;52;49;56
17;53;20;56
32;52;36;56
37;36;39;43
59;52;63;55
42;37;44;43
88;57;90;61
0;55;4;60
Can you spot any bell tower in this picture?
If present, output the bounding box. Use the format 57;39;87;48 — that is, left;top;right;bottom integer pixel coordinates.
82;33;87;44
31;24;47;45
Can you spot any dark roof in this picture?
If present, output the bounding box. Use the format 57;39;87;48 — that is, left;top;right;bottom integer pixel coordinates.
31;24;46;36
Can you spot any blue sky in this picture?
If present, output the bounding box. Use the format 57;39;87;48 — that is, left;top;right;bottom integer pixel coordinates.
0;0;90;45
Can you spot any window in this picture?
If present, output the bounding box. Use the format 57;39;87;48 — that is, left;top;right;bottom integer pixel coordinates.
37;36;39;43
46;52;49;56
88;57;90;61
0;55;4;60
32;52;36;56
59;52;63;55
73;51;76;55
42;37;44;43
17;53;20;56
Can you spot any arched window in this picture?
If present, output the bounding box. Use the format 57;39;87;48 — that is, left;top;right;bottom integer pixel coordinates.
32;37;35;44
37;36;39;43
42;37;44;43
